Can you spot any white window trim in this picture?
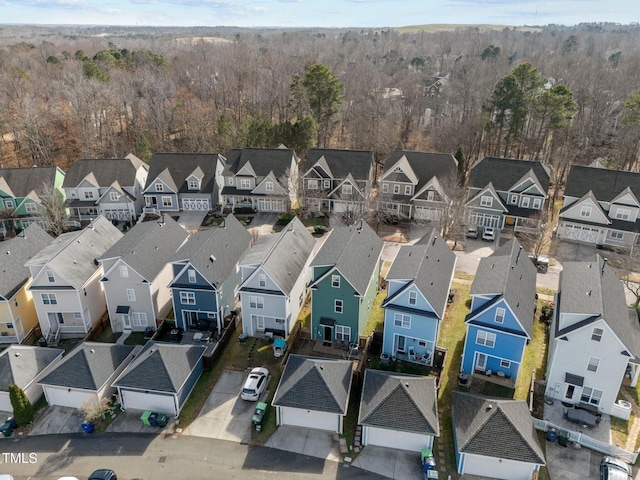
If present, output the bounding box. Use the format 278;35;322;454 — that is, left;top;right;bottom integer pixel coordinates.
393;184;400;194
394;313;410;328
383;183;390;194
580;206;592;217
132;312;148;326
404;185;411;195
335;299;343;314
408;291;417;305
331;275;340;288
120;265;129;278
533;198;542;209
240;179;251;189
476;330;496;348
342;184;353;195
162;196;172;207
110;192;119;202
259;274;266;287
127;289;136;302
581;386;603;405
249;296;264;309
25;202;37;213
307;179;318;190
495;307;505;324
615;208;631;220
500;359;511;368
323;180;331;189
188;269;196;283
265;182;274;192
591;327;603;342
336;325;350;342
46;270;55;283
480;196;493;207
180;291;196;305
587;356;600;372
41;293;57;305
156;183;164;192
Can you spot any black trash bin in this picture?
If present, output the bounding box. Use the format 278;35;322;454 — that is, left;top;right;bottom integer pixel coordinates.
0;417;17;437
148;412;158;427
155;414;167;428
38;336;47;347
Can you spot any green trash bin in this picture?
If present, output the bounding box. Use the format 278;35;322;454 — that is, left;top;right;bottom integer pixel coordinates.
140;411;153;426
155;414;167;428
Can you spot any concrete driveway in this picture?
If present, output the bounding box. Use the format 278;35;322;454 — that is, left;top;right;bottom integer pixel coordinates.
247;212;278;237
265;425;342;463
182;369;253;443
352;445;424;480
177;210;208;233
28;406;85;436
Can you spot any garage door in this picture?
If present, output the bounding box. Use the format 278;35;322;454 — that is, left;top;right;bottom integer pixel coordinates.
365;426;432;452
280;407;338;432
564;224;600;243
120;389;177;415
0;393;12;412
463;454;533;480
414;206;440;221
183;199;210;211
258;198;285;212
44;386;95;408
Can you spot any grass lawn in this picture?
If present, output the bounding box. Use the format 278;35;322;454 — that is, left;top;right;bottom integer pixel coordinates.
124;332;148;345
363;289;386;335
514;298;550;400
96;326;121;344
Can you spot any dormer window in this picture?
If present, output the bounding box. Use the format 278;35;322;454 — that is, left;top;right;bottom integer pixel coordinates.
342;184;353;195
110;192;120;202
156;183;164;192
580;206;592;218
265;182;274;192
480;196;493;207
240;179;251;189
83;191;95;200
615;208;631;220
188;180;199;190
188;269;196;283
5;200;13;209
25;203;37;213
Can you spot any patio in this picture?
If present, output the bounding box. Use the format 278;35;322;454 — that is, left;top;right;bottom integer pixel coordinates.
542;399;611;444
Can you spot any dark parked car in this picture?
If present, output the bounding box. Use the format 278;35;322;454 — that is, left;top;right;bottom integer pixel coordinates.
600;456;632;480
88;470;117;480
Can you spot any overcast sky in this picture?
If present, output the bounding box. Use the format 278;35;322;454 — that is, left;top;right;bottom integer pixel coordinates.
0;0;638;28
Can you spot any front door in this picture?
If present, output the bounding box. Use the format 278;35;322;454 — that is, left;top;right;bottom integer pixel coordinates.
396;335;406;354
47;312;59;333
183;311;198;328
476;353;487;371
323;325;333;342
565;384;576;400
121;314;131;330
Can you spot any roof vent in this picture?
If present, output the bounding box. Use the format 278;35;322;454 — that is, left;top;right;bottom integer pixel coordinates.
14;352;20;357
487;404;493;411
319;365;324;370
93;258;99;265
405;383;410;388
5;251;9;255
89;349;95;353
587;290;592;296
210;255;216;263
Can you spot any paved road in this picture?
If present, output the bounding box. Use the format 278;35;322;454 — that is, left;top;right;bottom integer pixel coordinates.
0;433;384;480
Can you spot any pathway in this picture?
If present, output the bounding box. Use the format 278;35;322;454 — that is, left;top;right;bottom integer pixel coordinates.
619;388;640;452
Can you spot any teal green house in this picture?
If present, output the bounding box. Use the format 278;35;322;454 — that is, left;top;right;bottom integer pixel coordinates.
309;221;383;345
0;166;66;234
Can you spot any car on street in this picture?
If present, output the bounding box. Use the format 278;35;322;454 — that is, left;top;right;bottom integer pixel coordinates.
465;226;479;239
88;469;117;480
600;456;632;480
481;226;496;241
241;367;269;401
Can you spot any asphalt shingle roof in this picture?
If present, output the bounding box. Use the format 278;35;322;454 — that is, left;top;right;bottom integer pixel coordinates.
226;147;298;178
99;215;188;282
309;221;383;296
145;152;222;194
62;155;147;189
0;166;62;197
0;224;52;299
451;391;545;465
113;342;205;393
358;370;439;435
468;157;550;193
383;151;458;191
0;346;63;392
564;164;640;201
305;148;373;181
272;355;353;414
39;342;135;391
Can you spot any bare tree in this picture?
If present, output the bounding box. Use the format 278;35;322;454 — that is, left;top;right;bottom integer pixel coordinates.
37;182;67;237
514;209;555;260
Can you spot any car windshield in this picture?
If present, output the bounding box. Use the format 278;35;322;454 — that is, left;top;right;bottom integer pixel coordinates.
242;388;256;394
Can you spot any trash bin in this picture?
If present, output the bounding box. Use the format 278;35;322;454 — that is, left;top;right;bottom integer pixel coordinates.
81;422;94;433
148;412;158;427
546;430;557;442
38;336;47;347
155;414;167;428
0;418;15;437
140;410;153;426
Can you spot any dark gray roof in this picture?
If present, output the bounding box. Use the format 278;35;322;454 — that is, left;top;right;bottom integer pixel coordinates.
358;369;439;436
310;221;383;296
99;215;188;282
27;216;123;289
556;256;640;358
0;346;63;392
272;354;353;414
226;147;299;178
145;152;222;194
113;342;205;393
565;165;640;201
0;166;62;197
171;215;251;287
470;238;537;336
305;148;373;181
468;157;550;193
62;155;147;189
384;229;456;318
0;224;52;299
451;391;545;465
240;217;315;295
383;151;458;191
39;342;135;391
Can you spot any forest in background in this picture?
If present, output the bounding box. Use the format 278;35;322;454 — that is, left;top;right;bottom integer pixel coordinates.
1;22;640;187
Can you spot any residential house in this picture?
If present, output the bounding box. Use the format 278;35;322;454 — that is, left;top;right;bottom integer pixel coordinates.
240;217;315;338
26;216;123;343
460;238;537;385
301;148;374;215
113;342;206;416
170;215;251;334
221;147;300;213
545;255;640;418
38;342;138;409
381;228;456;365
142;152;225;216
358;369;439;452
557;164;640;247
0;165;66;235
378;151;458;221
0;224;53;344
309;221;383;345
452;391;545;480
272;354;353;433
62;154;148;225
466;156;550;230
98;215;189;333
0;345;64;412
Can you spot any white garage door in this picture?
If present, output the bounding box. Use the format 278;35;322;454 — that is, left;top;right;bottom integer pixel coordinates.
0;393;12;412
464;454;534;480
44;386;95;408
365;426;432;452
564;224;600;243
280;407;338;432
182;198;210;211
120;389;177;415
414;206;441;221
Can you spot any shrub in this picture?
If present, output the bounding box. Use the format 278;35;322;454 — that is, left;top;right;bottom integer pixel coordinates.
277;212;296;225
9;384;34;426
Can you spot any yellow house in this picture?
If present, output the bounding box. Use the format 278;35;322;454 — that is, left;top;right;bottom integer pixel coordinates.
0;224;52;344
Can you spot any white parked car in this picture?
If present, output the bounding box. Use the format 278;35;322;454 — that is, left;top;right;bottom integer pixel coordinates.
481;226;496;242
241;367;269;401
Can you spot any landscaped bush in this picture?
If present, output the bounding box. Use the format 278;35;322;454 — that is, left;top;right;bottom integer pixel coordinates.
9;384;34;426
277;212;296;225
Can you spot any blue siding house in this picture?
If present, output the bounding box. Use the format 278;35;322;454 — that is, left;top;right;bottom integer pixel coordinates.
169;215;251;334
461;238;537;385
381;229;456;365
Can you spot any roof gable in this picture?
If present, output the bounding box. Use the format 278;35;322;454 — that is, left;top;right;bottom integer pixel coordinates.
468;157;550;193
0;346;63;391
146;153;222;195
466;183;508;212
306;148;373;181
559;192;610;224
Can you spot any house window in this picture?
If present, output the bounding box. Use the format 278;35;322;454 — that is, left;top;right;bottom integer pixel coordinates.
265;182;274;192
189;180;199;190
5;322;13;330
521;197;530;208
228;177;234;185
258;274;266;287
308;179;318;190
249;296;264;309
323;180;331;189
110;192;120;201
127;289;136;301
162;196;172;207
132;312;148;326
4;200;13;208
476;330;496;348
336;325;351;342
394;313;411;328
83;191;95;200
510;194;517;204
393;185;400;194
41;293;57;305
495;308;505;324
342;184;353;195
480;196;493;207
208;312;217;319
25;202;37;213
500;359;511;369
591;327;603;342
609;231;624;240
180;292;196;305
580;206;592;218
240;179;251;189
404;185;411;195
427;190;435;202
587;357;600;372
335;299;343;314
120;265;129;278
332;275;340;288
580;386;603;406
615;208;631;220
188;269;196;283
533;198;542;209
418;339;427;347
408;291;417;306
74;312;82;320
155;183;164;192
46;270;55;283
383;183;390;194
